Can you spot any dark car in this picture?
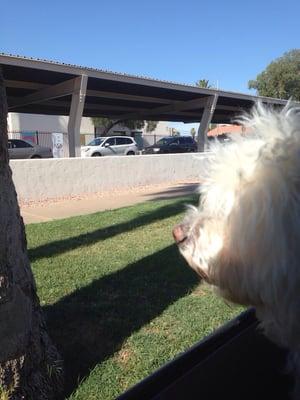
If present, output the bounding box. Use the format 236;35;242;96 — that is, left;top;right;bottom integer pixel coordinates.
143;136;197;154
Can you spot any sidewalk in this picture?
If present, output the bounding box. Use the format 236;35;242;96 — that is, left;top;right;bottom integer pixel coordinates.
20;181;199;224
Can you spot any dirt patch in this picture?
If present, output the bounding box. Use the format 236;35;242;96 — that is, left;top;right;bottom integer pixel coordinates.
116;347;135;366
20;180;199;208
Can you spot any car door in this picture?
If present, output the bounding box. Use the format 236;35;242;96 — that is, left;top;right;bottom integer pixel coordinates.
177;137;187;152
177;137;184;152
102;137;117;155
115;137;133;155
169;138;180;153
7;140;16;159
9;139;34;159
185;136;197;152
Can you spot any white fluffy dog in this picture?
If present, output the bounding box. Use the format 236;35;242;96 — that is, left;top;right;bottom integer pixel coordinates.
173;103;300;397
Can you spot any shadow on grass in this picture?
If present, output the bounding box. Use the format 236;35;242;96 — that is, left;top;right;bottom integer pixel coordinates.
29;196;197;262
44;244;198;398
144;183;199;202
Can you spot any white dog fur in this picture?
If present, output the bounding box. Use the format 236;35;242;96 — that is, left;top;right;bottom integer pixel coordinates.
173;103;300;397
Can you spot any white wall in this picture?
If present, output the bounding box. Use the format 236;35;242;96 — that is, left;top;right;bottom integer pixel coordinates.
10;154;207;202
8;113;95;134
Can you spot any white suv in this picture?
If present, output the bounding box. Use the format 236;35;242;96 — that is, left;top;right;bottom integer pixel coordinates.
81;136;138;157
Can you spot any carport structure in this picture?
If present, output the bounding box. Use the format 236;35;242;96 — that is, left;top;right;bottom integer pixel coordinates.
1;53;287;156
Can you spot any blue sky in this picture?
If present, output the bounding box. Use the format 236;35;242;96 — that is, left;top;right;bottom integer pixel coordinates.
1;0;299;132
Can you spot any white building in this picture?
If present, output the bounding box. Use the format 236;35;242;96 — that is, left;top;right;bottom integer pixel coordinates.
8;112;95;135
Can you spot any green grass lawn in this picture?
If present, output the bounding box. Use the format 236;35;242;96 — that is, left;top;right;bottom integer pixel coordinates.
26;195;242;400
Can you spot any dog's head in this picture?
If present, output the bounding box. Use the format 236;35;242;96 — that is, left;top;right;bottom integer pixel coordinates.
173;103;300;307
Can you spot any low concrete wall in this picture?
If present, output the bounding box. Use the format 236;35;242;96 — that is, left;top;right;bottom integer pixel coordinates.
10;154;208;202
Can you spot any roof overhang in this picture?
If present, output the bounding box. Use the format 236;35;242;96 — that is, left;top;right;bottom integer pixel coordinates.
1;53;288;124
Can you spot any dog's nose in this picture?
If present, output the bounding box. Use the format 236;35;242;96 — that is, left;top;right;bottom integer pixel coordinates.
172;225;187;244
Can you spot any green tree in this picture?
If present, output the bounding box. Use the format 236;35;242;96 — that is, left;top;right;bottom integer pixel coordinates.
171;128;180;136
145;121;158;133
123;120;145;131
90;117;111;129
90;117;110;135
248;49;300;100
195;79;212;89
90;118;158;135
190;127;196;139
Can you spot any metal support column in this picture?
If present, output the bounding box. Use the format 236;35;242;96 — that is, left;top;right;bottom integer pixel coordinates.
197;94;218;152
68;75;88;157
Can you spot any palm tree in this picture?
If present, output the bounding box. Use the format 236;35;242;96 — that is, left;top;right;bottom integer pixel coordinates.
190;127;196;139
195;79;212;89
0;68;63;398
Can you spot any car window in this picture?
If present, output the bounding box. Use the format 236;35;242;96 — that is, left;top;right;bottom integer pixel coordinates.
185;137;194;143
156;137;174;146
7;140;13;149
13;140;32;148
116;137;133;145
105;137;116;146
88;138;104;146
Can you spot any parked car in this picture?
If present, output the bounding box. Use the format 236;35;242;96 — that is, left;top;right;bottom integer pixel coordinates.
81;136;138;157
143;136;197;154
8;139;53;159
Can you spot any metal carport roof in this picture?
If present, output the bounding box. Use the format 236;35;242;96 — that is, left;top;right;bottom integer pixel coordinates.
0;53;288;156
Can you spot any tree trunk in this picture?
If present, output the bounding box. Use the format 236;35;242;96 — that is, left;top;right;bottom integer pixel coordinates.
102;119;124;136
0;69;63;398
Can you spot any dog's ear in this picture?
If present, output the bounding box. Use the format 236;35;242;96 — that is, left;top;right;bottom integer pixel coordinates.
215;161;292;306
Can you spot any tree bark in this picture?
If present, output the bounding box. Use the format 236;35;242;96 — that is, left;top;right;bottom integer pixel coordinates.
0;69;63;398
102;119;125;136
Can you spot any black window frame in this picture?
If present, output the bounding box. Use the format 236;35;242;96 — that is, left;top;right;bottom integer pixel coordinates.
116;137;133;145
89;138;103;146
105;137;116;146
11;139;33;149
